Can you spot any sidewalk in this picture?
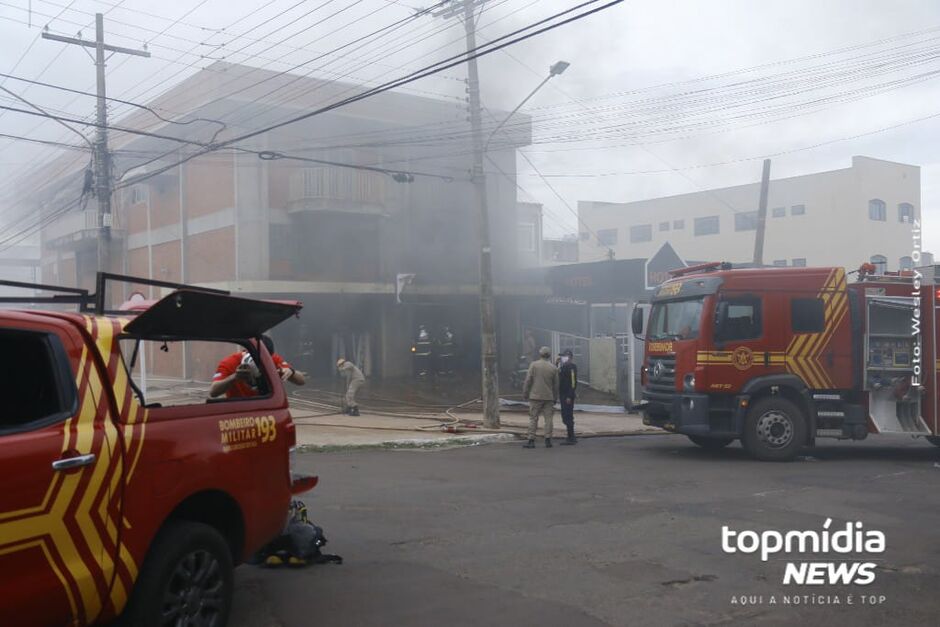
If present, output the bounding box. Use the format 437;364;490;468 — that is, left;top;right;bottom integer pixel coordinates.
290;403;661;449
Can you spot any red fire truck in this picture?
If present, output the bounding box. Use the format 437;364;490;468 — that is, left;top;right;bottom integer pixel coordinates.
633;262;940;461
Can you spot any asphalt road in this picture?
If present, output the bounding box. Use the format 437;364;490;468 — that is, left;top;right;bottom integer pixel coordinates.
231;435;940;626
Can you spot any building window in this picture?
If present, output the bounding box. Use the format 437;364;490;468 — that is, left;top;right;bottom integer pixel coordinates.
791;298;825;333
127;184;148;206
870;254;887;274
792;258;807;267
694;215;720;236
899;256;913;271
659;221;670;232
868;199;886;221
772;207;785;218
630;224;652;243
898;203;914;223
597;228;617;246
734;211;758;231
773;259;787;267
673;219;685;230
518;223;537;252
791;204;806;216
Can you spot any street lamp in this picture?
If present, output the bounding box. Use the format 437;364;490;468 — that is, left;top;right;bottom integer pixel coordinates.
484;60;570;151
475;60;570;430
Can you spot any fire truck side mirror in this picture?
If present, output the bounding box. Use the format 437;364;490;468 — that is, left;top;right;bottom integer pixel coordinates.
631;305;645;337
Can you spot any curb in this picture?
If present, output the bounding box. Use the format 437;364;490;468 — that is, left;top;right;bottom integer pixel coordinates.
297;433;516;452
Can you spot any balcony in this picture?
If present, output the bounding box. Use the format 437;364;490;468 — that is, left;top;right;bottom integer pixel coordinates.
42;209;125;250
287;167;387;215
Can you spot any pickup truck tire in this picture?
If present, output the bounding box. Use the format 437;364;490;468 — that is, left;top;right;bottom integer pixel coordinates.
121;521;233;627
687;435;734;449
742;397;806;462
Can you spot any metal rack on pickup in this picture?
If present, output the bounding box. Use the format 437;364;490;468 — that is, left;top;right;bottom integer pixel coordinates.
0;272;228;315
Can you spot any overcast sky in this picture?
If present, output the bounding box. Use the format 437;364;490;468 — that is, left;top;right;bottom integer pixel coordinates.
2;0;940;252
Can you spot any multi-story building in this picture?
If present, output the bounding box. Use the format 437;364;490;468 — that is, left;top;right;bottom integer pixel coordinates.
17;62;542;379
578;156;924;272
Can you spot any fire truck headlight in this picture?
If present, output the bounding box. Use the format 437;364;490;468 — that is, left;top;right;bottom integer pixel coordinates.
683;373;696;392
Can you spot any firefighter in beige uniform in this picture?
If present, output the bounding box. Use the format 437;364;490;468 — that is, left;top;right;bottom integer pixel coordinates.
337;358;365;416
522;346;559;448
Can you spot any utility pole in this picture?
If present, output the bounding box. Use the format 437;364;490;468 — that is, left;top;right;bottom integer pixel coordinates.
433;0;500;428
752;158;771;266
43;14;149;278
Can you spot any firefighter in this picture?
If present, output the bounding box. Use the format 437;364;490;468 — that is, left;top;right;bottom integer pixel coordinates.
209;335;305;398
412;325;433;378
558;348;578;445
522;346;559;449
336;358;365;416
435;325;457;377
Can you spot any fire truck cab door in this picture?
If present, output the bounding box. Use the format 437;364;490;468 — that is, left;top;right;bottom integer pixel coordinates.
0;320;119;626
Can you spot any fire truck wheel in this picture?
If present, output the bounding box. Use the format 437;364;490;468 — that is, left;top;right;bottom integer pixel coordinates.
742;397;806;461
687;435;734;449
926;436;940;447
120;521;233;627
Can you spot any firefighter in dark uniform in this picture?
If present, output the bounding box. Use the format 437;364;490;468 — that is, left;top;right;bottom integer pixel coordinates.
558;348;578;445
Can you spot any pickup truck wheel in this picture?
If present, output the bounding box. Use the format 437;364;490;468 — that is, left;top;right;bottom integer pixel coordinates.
122;521;233;627
687;435;734;449
742;397;806;462
926;436;940;447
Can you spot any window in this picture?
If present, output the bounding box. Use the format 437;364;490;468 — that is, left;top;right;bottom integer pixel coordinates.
597;228;617;246
673;219;685;230
694;215;720;236
791;298;825;333
792;258;807;267
791;204;806;216
518;222;537;252
899;256;913;271
898;203;914;223
771;207;786;218
734;211;759;231
773;259;787;267
0;330;75;434
716;296;762;341
870;254;887;274
630;224;652;243
869;199;886;221
659;221;670;232
127;184;148;206
119;339;274;408
647;297;704;341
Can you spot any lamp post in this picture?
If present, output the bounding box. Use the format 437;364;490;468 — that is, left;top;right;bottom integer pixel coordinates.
475;60;570;429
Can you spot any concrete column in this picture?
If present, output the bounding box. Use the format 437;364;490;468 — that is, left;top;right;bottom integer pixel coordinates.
379;299;413;379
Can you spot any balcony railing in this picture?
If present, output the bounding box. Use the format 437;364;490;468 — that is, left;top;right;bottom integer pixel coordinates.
287;167;387;214
42;209;123;249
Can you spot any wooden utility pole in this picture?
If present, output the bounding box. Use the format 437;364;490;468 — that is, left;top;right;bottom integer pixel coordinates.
752;158;771;266
433;0;500;428
43;14;150;276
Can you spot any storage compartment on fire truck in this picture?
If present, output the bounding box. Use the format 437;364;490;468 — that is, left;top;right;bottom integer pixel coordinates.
864;296;929;433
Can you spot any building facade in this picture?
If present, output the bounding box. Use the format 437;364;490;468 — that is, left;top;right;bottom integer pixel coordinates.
578;156;923;272
19;62;542;380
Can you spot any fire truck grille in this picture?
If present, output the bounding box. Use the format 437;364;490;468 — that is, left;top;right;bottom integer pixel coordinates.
647;356;677;393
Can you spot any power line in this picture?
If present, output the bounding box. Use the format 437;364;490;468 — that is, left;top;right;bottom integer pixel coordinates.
116;0;627;191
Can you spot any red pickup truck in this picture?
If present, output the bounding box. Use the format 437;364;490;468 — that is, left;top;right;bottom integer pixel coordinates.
0;275;315;626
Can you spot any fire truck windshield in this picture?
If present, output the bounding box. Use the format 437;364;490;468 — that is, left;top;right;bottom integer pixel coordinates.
648;297;704;341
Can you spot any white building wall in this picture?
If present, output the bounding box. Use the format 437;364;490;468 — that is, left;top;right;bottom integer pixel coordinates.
578;156;920;272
